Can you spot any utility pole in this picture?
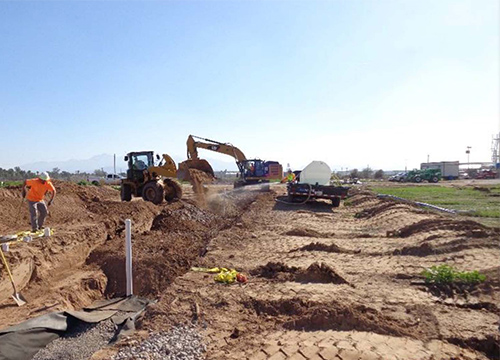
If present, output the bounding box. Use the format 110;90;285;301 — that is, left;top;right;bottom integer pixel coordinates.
466;146;471;169
427;154;430;164
114;154;116;175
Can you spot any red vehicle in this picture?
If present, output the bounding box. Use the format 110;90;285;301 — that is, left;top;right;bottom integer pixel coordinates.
475;170;497;179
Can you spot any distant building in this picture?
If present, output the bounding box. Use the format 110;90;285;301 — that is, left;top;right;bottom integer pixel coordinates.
420;161;459;180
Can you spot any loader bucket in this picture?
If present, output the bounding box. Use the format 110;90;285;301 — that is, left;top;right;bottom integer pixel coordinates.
178;159;215;182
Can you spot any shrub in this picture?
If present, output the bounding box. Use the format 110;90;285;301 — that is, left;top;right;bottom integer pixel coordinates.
422;265;486;285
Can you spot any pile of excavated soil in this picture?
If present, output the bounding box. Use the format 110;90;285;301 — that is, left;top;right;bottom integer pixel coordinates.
392;218;499;238
354;200;428;219
251;261;349;284
283;228;334;238
0;182;161;327
88;200;226;297
291;241;357;254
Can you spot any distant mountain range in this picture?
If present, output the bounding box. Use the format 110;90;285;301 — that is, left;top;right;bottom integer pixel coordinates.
20;154;238;174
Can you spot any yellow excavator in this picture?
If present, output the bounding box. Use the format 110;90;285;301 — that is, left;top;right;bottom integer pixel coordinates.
121;151;182;204
178;135;283;188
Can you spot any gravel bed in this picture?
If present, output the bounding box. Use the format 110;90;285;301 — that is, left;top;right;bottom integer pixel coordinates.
113;325;206;360
32;319;115;360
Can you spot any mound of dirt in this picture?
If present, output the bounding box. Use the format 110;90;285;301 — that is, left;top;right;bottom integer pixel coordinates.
250;262;299;280
245;297;426;338
283;228;333;238
295;263;349;284
151;201;219;232
88;201;225;297
390;219;498;238
346;193;376;206
291;241;357;254
473;186;491;193
393;237;500;256
447;335;499;360
355;201;426;219
251;262;349;284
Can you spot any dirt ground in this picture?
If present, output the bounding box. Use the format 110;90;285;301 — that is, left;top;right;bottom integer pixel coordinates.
0;181;499;360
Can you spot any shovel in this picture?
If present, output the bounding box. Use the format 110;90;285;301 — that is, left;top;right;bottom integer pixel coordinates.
0;248;27;306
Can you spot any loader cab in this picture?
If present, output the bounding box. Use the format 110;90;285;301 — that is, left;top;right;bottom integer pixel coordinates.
124;151;155;183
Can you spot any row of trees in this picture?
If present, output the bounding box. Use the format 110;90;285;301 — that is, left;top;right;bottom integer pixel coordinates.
336;167;385;180
0;167;116;181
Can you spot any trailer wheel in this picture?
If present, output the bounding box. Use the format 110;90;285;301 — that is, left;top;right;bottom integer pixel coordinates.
121;184;132;202
142;181;164;204
331;197;341;207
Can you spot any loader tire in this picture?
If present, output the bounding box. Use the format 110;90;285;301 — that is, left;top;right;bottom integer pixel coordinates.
164;179;182;202
121;184;132;202
142;181;164;205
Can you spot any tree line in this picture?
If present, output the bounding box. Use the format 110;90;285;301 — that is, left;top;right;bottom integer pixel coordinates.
336;167;385;179
0;167;121;181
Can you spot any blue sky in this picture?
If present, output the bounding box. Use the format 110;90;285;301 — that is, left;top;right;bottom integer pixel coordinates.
1;0;498;172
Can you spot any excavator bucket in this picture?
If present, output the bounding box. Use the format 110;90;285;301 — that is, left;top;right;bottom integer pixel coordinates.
178;159;215;182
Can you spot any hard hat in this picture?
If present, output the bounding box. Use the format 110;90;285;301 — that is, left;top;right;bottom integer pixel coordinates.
39;172;50;181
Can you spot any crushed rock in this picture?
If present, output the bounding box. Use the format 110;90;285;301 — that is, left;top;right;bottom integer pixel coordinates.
33;319;115;360
113;325;206;360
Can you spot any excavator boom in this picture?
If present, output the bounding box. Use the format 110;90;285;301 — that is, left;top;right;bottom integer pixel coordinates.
186;135;247;162
179;135;246;181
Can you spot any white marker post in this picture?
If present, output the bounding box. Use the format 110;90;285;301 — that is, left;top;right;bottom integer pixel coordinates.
125;219;133;296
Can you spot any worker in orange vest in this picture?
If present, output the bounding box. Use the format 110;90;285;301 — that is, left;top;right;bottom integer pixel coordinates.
22;172;56;232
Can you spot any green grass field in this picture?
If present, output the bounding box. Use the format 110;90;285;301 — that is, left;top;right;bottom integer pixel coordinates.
0;181;22;188
370;184;500;227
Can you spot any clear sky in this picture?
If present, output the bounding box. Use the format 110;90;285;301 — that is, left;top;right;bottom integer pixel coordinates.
1;0;498;172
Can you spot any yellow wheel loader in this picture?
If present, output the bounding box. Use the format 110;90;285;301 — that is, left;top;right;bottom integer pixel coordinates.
121;151;182;204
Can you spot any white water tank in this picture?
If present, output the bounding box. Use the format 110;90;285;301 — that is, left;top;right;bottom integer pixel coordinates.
299;161;331;185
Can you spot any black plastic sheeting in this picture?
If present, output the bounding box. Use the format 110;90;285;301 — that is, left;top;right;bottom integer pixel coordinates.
0;296;153;360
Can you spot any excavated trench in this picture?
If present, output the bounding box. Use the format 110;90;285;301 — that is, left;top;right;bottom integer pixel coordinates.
0;182;261;324
87;200;227;297
251;261;349;284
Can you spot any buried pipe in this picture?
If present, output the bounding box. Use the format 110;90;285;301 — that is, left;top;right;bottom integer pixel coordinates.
125;219;133;296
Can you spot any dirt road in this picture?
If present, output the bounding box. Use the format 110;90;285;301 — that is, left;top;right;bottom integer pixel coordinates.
0;182;498;359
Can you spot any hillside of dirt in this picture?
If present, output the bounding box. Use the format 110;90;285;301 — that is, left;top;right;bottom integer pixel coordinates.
0;182;499;360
